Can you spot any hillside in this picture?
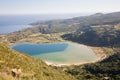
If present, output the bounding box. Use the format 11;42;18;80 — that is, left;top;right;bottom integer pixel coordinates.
0;44;76;80
29;12;120;34
56;12;120;80
62;23;120;47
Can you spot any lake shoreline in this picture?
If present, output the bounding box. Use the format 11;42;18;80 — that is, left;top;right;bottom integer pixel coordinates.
45;43;107;67
10;39;107;67
45;54;106;67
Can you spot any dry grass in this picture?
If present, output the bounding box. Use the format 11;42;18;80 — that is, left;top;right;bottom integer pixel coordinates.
0;43;76;80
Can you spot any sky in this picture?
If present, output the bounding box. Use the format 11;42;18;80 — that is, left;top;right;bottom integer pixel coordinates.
0;0;120;14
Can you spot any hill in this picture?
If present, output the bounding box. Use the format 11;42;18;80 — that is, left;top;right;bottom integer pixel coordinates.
61;24;120;47
28;12;120;34
0;44;76;80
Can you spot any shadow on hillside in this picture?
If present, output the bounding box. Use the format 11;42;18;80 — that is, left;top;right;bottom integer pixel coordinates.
61;33;120;48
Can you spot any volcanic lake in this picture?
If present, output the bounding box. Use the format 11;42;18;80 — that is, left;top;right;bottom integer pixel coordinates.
11;42;100;65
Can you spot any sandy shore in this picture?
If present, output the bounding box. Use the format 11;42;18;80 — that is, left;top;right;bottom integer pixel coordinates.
45;44;107;67
45;55;106;67
88;46;107;61
45;61;90;67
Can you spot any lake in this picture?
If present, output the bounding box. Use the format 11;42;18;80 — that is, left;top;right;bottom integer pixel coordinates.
11;42;100;64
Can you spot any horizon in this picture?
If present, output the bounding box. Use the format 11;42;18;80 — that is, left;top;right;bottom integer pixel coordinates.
0;13;91;16
0;0;120;15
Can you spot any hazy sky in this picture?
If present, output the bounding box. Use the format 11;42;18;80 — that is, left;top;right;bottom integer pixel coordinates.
0;0;120;14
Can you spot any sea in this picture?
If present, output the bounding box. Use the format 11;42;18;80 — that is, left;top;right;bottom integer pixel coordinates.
0;13;90;34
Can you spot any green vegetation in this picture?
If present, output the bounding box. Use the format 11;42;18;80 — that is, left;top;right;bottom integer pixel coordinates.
30;12;120;34
0;32;66;46
30;20;80;34
62;24;120;47
0;44;76;80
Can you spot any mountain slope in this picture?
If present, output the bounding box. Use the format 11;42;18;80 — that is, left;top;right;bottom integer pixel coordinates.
28;12;120;34
0;44;76;80
71;12;120;26
62;24;120;47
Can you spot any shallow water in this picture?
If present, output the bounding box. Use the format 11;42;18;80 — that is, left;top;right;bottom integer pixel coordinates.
12;42;100;64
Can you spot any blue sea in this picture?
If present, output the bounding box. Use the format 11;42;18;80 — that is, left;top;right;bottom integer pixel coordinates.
0;13;90;34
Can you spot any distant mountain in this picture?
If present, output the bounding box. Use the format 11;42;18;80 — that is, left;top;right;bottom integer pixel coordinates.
28;12;120;34
72;12;120;26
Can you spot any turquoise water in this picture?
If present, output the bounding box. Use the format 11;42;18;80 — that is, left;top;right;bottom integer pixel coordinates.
12;42;100;64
